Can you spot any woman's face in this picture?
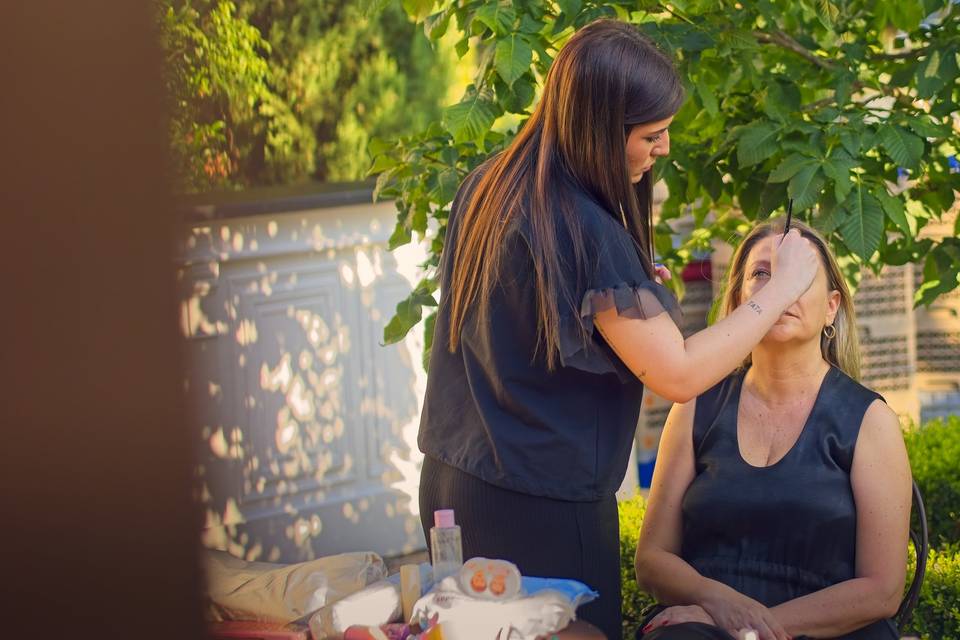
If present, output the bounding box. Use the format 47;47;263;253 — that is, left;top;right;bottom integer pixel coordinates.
739;234;841;345
625;116;673;183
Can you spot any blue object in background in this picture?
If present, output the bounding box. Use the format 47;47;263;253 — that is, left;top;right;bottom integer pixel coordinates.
638;457;656;489
522;576;599;609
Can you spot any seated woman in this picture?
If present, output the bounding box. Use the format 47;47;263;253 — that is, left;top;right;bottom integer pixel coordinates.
633;220;912;640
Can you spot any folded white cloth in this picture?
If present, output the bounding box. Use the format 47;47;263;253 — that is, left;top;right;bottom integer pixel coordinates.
412;575;576;640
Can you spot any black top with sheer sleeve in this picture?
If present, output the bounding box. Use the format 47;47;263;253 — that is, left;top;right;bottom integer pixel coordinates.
418;166;681;501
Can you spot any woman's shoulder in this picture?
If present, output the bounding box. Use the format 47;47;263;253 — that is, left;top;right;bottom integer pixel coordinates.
828;366;885;407
832;368;899;436
819;366;898;469
560;179;622;233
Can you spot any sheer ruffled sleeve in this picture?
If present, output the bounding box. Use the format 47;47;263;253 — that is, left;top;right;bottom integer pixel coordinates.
551;202;682;382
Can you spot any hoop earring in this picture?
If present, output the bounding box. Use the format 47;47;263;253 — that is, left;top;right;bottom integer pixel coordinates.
823;324;837;340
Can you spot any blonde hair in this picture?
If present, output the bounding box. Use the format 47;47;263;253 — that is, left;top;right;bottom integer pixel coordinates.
715;220;862;380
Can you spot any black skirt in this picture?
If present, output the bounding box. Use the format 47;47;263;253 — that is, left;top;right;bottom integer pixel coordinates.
419;455;623;639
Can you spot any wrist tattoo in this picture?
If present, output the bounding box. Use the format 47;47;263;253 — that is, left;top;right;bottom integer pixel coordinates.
747;301;762;315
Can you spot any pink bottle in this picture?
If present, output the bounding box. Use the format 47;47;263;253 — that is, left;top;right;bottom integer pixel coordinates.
429;509;463;583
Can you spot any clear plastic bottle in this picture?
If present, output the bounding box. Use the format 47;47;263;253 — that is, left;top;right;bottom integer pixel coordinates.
429;509;463;583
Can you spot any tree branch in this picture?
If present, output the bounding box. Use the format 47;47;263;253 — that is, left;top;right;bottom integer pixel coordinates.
657;3;695;25
753;29;836;71
800;83;922;113
871;47;931;61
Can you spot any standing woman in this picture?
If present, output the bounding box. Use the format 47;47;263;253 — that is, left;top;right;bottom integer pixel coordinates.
417;19;819;638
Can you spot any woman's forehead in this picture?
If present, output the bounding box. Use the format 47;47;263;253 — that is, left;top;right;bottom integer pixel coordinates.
634;115;674;133
745;235;776;261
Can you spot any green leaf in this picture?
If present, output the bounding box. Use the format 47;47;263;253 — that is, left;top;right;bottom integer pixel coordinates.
495;33;533;86
681;30;714;52
833;74;854;106
528;36;554;68
840;184;884;260
442;89;497;145
917;48;960;98
903;114;948;140
429;168;460;207
424;9;451;39
814;195;846;235
762;81;801;122
474;3;516;36
367;137;393;157
422;311;437;372
554;0;582;32
816;0;840;28
412;206;427;235
388;221;412;251
359;0;392;17
876;189;915;236
455;36;469;58
573;5;616;28
822;153;857;201
788;164;825;211
383;294;424;345
914;241;960;306
736;122;780;167
769;154;816;183
738;176;765;219
696;76;718;116
401;0;434;21
518;14;544;34
759;181;789;219
367;153;398;176
878;125;924;169
839;129;861;157
496;74;536;113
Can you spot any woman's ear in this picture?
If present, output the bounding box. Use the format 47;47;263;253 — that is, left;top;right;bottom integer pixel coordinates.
825;289;841;326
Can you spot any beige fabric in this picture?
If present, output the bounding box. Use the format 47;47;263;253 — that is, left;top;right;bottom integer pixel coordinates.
204;549;387;623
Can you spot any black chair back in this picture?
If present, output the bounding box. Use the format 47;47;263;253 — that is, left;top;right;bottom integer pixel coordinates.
895;480;929;630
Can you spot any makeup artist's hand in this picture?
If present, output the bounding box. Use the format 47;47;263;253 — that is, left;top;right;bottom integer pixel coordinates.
771;229;818;301
653;263;672;284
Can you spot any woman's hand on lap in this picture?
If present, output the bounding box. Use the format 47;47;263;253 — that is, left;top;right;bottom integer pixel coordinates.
644;604;715;632
701;590;789;640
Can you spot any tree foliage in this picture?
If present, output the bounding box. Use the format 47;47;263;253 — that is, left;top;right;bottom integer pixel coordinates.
371;0;960;363
160;0;450;192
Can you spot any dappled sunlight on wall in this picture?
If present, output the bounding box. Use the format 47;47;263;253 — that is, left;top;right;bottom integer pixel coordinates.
179;201;428;563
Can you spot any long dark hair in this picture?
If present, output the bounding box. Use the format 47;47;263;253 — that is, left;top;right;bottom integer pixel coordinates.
447;19;685;369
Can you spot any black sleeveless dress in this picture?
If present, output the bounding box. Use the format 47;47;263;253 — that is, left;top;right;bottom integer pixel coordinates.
641;366;898;640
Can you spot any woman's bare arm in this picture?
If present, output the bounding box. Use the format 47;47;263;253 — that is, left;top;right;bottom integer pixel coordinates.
595;231;819;403
595;284;786;403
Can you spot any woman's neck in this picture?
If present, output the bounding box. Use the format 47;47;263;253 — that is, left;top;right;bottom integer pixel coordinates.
745;339;830;407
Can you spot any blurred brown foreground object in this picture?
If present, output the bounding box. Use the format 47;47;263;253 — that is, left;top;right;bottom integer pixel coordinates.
0;2;206;639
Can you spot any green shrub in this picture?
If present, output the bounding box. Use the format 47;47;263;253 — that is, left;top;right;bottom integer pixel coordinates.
619;494;655;639
904;417;960;547
905;543;960;640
